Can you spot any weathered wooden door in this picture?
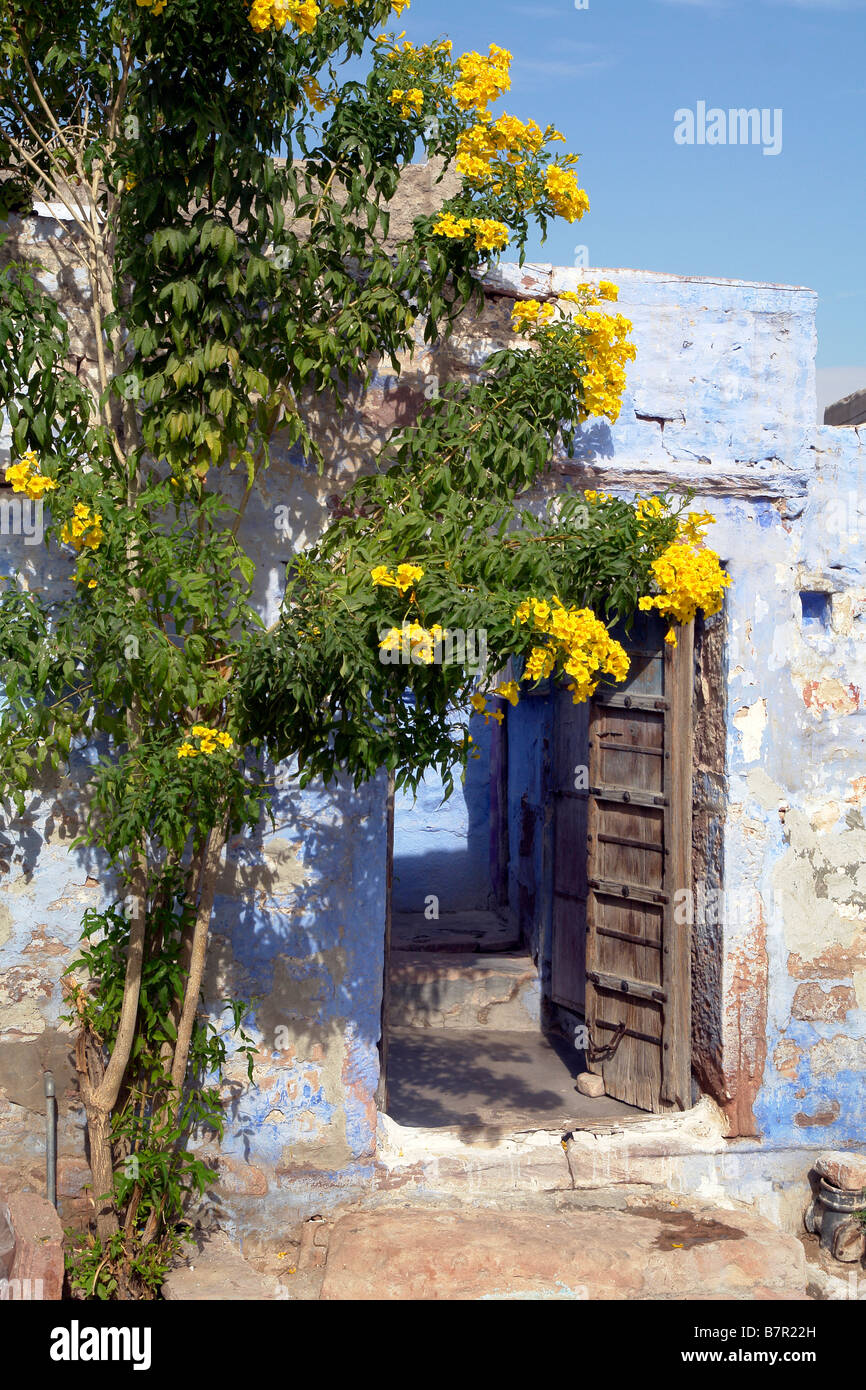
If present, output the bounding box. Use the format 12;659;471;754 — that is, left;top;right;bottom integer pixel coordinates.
550;616;694;1113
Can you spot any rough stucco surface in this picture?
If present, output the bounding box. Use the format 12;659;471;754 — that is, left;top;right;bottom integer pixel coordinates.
2;197;866;1237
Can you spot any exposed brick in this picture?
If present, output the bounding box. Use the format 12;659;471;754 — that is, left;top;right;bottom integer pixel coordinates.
792;983;856;1023
5;1190;64;1299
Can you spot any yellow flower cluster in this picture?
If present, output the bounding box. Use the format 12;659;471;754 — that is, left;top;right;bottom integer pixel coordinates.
496;680;520;707
570;308;637;423
389;87;424;117
677;509;716;545
248;0;319;34
60;503;103;552
301;77;328;112
544;166;590;222
4;451;57;501
635;494;666;530
471;218;510;253
371;563;424;594
510;300;555;332
431;212;509;253
136;0;167;14
638;542;731;645
379;623;446;664
560;282;618;306
512;284;621;339
455;113;547;183
507;286;635;423
583;488;612;503
177;726;234;759
450;45;512;113
514;597;629;704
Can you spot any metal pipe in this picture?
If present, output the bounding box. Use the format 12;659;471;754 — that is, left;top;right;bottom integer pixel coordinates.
44;1071;57;1209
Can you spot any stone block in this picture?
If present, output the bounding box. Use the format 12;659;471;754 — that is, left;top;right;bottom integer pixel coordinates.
320;1204;808;1301
162;1230;287;1300
814;1151;866;1191
576;1072;605;1098
4;1189;64;1299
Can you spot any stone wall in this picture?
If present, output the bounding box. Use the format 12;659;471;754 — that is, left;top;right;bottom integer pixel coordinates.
2;198;866;1241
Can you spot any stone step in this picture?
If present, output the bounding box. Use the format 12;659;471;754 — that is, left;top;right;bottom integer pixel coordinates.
389;953;540;1030
163;1230;288;1300
391;909;520;953
317;1203;810;1301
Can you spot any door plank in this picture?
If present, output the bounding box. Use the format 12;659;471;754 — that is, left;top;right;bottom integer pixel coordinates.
584;617;694;1112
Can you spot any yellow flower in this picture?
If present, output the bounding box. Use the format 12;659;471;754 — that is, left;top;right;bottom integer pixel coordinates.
432;211;472;240
248;0;320;34
5;451;57;501
638;541;731;640
510;299;554;333
371;563;423;594
378;627;404;654
378;621;444;662
470;692;487;714
183;724;234;755
524;645;556;682
544;166;589;222
450;45;512;113
470;218;509;253
635;495;667;533
394;562;424;592
389;87;423;117
177;742;198;759
515;597;630;701
495;681;520;707
597;281;619;301
60;503;103;553
301;77;328;112
677;509;715;545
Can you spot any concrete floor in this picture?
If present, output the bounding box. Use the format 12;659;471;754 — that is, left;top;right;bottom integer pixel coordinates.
385;1027;641;1134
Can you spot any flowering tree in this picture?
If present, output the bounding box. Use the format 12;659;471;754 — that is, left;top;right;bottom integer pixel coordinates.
0;0;727;1296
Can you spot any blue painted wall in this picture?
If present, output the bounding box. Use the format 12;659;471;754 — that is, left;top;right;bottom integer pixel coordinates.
4;234;866;1242
392;711;494;914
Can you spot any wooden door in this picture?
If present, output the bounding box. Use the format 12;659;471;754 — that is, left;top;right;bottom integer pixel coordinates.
551;616;694;1113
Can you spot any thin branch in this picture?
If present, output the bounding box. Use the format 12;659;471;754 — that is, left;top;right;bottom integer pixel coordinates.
1;130;97;255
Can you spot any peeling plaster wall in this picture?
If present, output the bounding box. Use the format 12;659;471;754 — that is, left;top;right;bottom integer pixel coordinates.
400;260;866;1156
2;213;866;1237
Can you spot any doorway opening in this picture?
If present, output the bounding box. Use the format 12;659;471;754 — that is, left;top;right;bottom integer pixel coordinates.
379;612;724;1136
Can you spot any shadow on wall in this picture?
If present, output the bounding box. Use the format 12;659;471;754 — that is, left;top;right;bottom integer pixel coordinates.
202;764;389;1170
392;712;494;915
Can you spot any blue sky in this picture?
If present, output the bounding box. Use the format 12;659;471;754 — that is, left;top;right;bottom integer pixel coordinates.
395;0;866;372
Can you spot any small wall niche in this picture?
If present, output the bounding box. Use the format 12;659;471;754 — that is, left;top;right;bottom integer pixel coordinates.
799;590;832;629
